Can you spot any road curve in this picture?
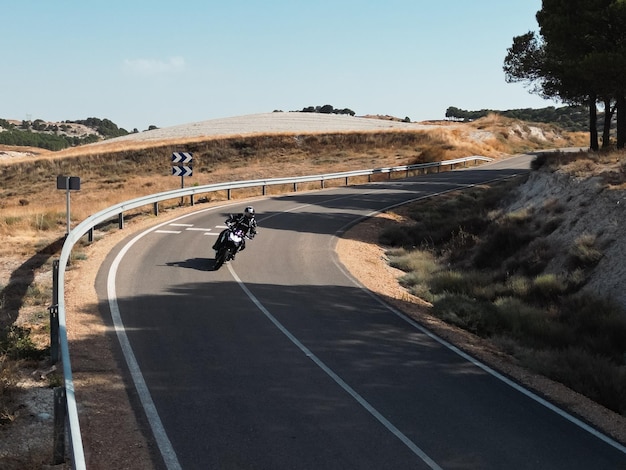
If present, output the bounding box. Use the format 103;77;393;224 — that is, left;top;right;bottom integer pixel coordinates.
97;155;626;470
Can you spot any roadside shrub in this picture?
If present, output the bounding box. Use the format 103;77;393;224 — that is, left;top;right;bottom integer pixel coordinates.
530;273;568;300
429;270;476;296
3;216;22;227
0;356;19;424
473;223;532;269
31;212;63;231
397;272;435;302
0;326;45;361
530;153;548;170
505;238;553;276
388;249;438;275
521;347;626;415
379;225;415;247
432;293;501;336
506;275;531;297
559;294;626;362
494;297;570;348
567;233;603;269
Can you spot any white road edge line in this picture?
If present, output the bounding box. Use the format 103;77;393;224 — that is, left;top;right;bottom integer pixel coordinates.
108;228;183;470
331;176;626;457
106;202;244;470
227;264;444;470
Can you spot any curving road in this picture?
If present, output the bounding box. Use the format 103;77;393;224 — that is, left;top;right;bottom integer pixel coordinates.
97;155;626;469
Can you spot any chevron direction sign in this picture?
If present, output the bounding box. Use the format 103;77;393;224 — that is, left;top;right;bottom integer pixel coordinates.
171;152;193;164
172;166;193;177
171;151;193;182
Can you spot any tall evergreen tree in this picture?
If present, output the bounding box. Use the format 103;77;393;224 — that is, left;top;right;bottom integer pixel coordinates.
504;0;626;149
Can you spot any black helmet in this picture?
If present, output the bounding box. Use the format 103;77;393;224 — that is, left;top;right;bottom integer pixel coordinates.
244;206;255;218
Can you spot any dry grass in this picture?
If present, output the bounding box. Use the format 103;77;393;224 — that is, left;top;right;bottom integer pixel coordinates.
0;120;587;240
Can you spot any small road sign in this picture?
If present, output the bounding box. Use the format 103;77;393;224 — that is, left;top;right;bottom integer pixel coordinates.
56;175;81;190
172;166;193;177
56;175;81;235
171;152;193;164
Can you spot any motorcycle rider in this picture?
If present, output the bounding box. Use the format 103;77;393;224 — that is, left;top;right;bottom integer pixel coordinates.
212;206;257;258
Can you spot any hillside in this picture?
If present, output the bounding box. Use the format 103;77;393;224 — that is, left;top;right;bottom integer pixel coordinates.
1;106;591;153
0;114;606;468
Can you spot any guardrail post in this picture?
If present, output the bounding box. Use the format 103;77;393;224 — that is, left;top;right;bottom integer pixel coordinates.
345;177;349;186
87;228;94;243
52;260;59;306
48;305;59;364
191;194;195;206
49;259;59;364
227;189;231;200
321;179;325;189
52;387;66;465
293;182;297;192
118;213;124;229
153;202;159;216
263;185;267;196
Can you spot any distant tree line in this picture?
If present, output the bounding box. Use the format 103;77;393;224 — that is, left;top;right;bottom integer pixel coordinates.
66;117;130;138
0;117;130;150
445;105;595;132
297;105;356;116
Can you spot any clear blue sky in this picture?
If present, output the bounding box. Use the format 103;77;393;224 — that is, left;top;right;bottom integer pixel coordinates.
4;0;551;131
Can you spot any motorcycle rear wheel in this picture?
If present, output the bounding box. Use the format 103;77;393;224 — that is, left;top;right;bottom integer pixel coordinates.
214;248;228;270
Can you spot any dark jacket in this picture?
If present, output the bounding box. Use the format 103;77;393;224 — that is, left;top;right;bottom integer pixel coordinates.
226;213;257;237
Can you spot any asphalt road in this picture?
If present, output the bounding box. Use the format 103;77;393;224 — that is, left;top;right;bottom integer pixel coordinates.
97;155;626;470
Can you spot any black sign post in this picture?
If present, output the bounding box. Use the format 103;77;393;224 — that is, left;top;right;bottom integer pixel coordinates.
56;176;81;235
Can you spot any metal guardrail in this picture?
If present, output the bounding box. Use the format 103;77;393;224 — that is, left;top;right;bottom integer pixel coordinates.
51;155;491;468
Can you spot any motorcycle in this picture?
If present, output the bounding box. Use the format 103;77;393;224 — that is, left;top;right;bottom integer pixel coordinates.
213;223;249;270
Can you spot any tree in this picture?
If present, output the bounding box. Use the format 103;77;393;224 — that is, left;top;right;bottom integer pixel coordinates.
504;0;626;149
